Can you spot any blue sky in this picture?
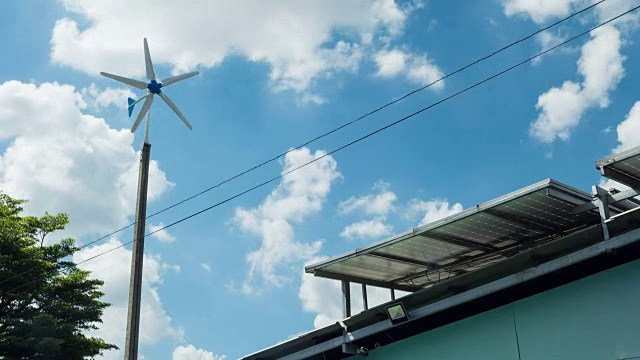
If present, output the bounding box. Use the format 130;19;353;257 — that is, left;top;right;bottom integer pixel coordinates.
1;1;640;359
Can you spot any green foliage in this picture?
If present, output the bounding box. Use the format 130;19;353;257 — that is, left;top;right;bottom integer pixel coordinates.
0;192;117;359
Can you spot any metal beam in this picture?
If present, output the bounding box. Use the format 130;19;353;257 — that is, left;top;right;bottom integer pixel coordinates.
369;251;438;268
484;208;555;233
420;233;498;252
312;270;419;293
572;187;640;214
342;281;351;318
593;185;611;240
546;186;591;206
600;166;640;189
362;284;368;310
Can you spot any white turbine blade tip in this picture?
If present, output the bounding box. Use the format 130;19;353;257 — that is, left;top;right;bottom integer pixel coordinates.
144;38;156;81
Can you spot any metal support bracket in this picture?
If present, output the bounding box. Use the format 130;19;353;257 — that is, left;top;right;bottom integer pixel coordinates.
572;187;640;214
342;281;351;318
339;321;368;356
362;284;368;311
593;185;611;240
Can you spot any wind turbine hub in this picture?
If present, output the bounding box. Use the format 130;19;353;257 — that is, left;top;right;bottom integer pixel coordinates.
147;80;162;94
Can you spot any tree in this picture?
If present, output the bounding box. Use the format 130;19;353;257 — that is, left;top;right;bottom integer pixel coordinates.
0;192;117;359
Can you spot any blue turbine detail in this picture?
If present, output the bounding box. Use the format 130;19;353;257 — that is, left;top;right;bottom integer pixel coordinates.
147;80;162;94
127;97;136;117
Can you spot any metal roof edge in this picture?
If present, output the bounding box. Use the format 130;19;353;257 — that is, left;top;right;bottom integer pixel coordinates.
596;144;640;168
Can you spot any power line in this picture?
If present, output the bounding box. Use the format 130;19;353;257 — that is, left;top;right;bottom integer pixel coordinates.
70;0;608;251
4;2;636;296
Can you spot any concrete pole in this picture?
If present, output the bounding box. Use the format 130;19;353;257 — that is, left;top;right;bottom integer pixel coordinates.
124;141;151;360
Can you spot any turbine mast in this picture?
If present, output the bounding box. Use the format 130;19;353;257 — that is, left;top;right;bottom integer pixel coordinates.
99;38;199;359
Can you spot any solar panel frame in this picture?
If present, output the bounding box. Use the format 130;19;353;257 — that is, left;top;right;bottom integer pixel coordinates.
596;144;640;189
306;179;601;290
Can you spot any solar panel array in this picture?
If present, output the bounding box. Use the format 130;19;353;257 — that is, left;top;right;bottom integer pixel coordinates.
306;179;602;290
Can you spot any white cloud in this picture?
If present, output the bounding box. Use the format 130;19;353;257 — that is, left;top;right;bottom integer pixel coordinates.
299;259;408;328
503;0;579;23
80;83;135;111
340;217;393;240
533;30;572;65
148;222;176;243
0;81;173;240
50;0;427;98
374;49;444;89
232;148;341;294
338;181;396;241
338;181;397;215
406;198;464;226
406;55;445;88
614;101;640;153
529;25;624;143
74;239;184;360
503;0;640;26
201;263;212;272
375;49;407;77
173;344;225;360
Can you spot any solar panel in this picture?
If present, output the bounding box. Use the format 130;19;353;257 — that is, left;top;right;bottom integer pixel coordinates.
596;145;640;188
306;179;602;291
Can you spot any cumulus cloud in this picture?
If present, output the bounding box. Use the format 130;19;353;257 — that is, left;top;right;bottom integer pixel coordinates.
406;198;464;226
339;181;397;215
374;49;444;89
173;344;225;360
299;259;408;328
503;0;578;23
614;101;640;153
503;0;640;26
148;222;176;243
0;81;173;240
340;217;393;240
232;148;341;294
375;49;407;77
501;0;639;144
338;181;396;241
80;83;135;111
529;25;624;143
74;239;183;360
49;0;434;100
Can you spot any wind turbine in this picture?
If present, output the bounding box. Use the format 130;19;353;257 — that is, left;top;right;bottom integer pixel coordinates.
100;38;199;360
101;38;198;142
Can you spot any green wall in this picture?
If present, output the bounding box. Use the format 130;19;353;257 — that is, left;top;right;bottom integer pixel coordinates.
367;260;640;360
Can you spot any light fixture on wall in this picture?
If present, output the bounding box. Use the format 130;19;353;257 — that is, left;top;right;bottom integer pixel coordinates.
385;303;408;325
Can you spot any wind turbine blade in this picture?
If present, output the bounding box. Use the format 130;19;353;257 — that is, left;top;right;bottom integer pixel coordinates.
159;92;192;130
131;95;154;133
144;38;156;81
161;71;199;87
100;72;147;90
